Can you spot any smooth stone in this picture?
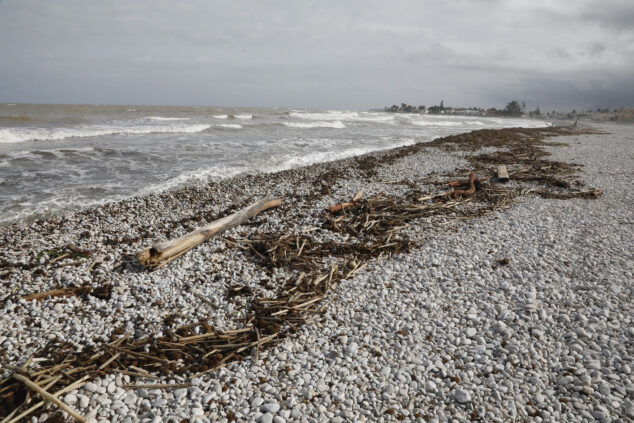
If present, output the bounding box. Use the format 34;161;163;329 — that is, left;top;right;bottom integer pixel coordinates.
64;394;78;405
261;401;280;413
259;413;273;423
454;388;472;403
174;388;188;399
425;381;437;392
346;342;359;356
123;392;137;405
84;382;98;392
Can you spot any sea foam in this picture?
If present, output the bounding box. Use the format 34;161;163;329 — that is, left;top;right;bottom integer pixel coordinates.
0;124;212;143
283;121;346;129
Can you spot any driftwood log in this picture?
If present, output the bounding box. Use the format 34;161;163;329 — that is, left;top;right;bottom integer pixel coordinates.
497;165;509;182
440;172;478;198
327;190;363;214
138;197;281;268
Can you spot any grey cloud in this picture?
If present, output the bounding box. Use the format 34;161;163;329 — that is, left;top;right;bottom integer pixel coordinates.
0;0;633;111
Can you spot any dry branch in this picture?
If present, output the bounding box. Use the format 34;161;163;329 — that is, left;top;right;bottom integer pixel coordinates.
12;374;85;423
138;197;281;268
327;190;363;213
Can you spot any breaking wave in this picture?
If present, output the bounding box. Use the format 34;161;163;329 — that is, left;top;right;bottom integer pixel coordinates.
283;121;346;129
0;124;212;143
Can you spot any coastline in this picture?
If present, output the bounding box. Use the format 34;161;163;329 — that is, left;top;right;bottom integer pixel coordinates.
1;123;633;421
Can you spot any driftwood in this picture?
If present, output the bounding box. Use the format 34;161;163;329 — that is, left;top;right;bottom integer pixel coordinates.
327;190;363;213
439;172;478;198
12;374;85;423
138;197;281;268
497;165;509;182
22;284;111;302
23;287;91;302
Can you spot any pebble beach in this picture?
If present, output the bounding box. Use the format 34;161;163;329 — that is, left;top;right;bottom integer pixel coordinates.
1;123;633;422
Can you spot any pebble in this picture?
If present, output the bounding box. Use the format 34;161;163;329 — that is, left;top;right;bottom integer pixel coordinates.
261;401;280;413
454;389;472;403
64;394;78;405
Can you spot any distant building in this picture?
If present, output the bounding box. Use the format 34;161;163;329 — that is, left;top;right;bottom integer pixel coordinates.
613;108;634;122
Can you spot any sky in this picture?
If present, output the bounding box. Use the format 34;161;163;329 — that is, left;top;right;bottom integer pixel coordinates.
1;0;633;111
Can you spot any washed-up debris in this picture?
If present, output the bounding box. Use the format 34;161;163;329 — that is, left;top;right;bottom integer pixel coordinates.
137;197;281;269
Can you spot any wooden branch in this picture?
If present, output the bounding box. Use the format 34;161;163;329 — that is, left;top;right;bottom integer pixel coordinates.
23;287;91;302
328;190;364;213
439;172;478;198
137;197;281;268
12;374;85;423
497;165;509;182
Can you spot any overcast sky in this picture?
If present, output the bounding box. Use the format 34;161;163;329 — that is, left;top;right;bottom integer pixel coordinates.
1;0;633;111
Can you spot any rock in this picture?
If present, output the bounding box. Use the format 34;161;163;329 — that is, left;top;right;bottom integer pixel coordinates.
251;396;264;409
64;393;78;405
259;413;273;423
78;394;90;409
261;401;280;413
466;327;477;337
174;388;188;399
346;342;359;356
425;380;437;392
84;382;99;392
454;389;471;403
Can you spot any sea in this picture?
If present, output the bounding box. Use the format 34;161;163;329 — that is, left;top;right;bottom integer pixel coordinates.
0;104;549;224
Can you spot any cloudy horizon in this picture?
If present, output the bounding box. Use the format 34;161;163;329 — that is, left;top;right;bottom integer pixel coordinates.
1;0;633;112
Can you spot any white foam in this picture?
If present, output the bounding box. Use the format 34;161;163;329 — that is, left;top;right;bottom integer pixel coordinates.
289;111;393;123
411;120;463;127
0;124;212;143
289;111;359;120
146;116;190;121
233;114;253;119
213;114;228;119
283;121;346;129
216;124;243;129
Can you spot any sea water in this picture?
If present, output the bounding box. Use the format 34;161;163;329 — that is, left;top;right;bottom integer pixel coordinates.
0;104;548;223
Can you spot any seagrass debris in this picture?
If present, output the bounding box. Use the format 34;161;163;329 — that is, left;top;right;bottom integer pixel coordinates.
22;284;111;302
11;374;85;422
137;197;281;269
0;376;90;423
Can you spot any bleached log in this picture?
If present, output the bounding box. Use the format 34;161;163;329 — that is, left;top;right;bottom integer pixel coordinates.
497;165;509;182
138;197;281;268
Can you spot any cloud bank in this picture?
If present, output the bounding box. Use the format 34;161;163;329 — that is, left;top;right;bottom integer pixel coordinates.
1;0;632;111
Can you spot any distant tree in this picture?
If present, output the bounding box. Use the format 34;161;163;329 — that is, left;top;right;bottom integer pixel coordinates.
529;107;541;117
440;100;444;110
504;101;522;117
521;101;526;112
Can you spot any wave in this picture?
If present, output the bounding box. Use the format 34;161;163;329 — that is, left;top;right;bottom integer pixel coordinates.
289;111;393;123
146;116;190;121
0;124;212;143
233;113;253;119
283;121;345;129
0;114;37;123
410;120;464;127
215;124;242;129
213;114;228;119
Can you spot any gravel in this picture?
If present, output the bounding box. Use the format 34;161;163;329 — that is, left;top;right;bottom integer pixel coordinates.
1;123;632;422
